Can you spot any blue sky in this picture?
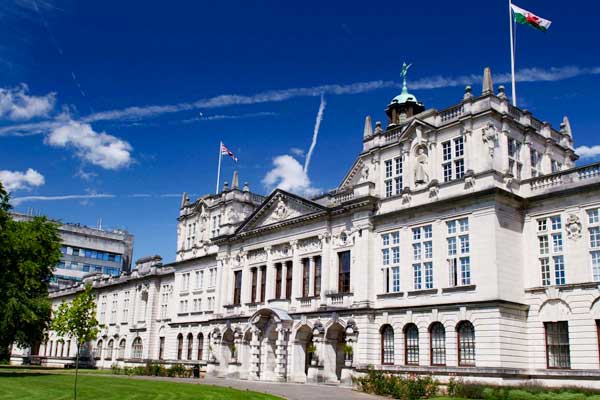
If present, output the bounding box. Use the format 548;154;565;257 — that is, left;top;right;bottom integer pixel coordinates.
1;0;599;263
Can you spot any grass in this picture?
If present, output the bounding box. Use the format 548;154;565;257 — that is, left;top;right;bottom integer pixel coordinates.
0;371;282;400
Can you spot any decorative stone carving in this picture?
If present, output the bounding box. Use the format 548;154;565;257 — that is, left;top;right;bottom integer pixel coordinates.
428;179;439;198
565;214;582;240
298;237;322;254
360;164;371;183
270;197;289;220
464;169;476;189
482;123;499;157
401;187;411;204
247;249;267;264
413;145;429;185
271;243;291;259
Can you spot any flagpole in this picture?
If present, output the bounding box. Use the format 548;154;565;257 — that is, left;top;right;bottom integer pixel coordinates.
215;141;223;194
509;0;517;107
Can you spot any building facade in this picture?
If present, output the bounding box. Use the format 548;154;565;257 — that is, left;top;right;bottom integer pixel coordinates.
13;68;600;387
11;213;134;288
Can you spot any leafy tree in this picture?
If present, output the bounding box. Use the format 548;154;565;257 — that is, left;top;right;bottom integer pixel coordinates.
0;181;62;358
51;284;99;400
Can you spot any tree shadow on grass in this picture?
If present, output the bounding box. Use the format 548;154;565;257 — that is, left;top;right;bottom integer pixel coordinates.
0;371;52;378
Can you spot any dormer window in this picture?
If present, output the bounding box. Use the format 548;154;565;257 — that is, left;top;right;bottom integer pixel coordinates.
442;137;465;183
551;160;562;173
507;138;522;179
384;157;403;197
211;215;221;237
530;149;541;177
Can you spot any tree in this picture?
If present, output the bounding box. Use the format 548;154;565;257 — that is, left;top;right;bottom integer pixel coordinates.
51;284;99;400
0;181;62;358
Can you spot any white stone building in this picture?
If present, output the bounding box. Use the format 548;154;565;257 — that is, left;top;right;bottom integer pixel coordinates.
12;67;600;388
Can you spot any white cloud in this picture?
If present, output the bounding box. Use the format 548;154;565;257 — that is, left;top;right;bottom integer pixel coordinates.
1;65;599;137
290;147;305;157
0;168;45;191
263;155;319;197
575;145;600;160
10;193;115;206
45;121;133;170
0;84;56;120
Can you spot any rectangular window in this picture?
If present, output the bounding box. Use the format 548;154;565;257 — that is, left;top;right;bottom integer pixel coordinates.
592;251;600;282
159;337;165;360
530;149;541;177
442;138;465;182
314;256;322;296
541;258;551;287
233;270;242;305
260;265;267;302
447;218;470;286
302;258;310;298
384;156;403;197
338;251;351;293
251;267;258;303
538;215;566;286
413;264;422;290
413;224;434;290
382;231;400;293
392;266;400;292
275;264;282;299
545;321;571;369
554;256;565;285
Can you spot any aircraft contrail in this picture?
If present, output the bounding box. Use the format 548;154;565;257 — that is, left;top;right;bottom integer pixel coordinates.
303;94;326;174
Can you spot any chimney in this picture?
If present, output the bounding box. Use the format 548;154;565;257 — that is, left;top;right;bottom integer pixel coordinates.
482;67;494;96
363;115;373;138
180;192;189;208
232;170;239;190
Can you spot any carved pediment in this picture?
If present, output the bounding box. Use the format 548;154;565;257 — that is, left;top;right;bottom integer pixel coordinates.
236;189;326;233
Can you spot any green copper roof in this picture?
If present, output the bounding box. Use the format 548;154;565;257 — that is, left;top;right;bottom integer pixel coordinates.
392;84;418;104
391;62;419;104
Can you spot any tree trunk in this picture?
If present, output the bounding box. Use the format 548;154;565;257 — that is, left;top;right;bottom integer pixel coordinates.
74;344;80;400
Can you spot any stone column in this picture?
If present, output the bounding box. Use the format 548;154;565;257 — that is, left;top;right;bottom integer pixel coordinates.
248;327;262;380
275;325;289;381
318;233;331;306
290;240;301;301
264;246;275;301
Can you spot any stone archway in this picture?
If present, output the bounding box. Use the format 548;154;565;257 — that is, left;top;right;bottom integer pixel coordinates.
324;322;345;383
248;307;293;382
291;325;313;382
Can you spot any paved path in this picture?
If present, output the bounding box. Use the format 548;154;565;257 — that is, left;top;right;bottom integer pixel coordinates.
124;374;381;400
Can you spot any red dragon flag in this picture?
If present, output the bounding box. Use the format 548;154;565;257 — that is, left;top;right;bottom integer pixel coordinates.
220;142;238;162
511;4;552;32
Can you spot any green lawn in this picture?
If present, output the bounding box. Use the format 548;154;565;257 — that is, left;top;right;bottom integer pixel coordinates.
0;372;281;400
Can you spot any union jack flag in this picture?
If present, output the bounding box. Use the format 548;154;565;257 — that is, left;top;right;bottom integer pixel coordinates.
221;142;238;162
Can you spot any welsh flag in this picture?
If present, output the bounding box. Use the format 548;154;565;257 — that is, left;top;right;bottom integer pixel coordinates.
511;4;552;32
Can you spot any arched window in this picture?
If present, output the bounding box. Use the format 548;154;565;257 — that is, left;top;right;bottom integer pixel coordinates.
177;334;184;360
381;325;394;365
65;340;71;357
429;322;446;366
95;340;103;359
48;341;53;357
132;337;143;360
404;324;419;365
105;339;114;360
58;340;64;357
118;339;126;359
457;321;476;366
187;333;193;360
197;333;204;360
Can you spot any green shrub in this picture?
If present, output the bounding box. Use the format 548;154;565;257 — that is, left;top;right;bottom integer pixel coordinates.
355;368;438;399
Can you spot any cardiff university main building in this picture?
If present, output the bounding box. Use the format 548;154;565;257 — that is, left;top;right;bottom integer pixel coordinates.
12;68;600;388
